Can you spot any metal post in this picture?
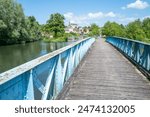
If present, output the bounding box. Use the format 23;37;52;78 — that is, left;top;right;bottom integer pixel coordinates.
24;69;34;100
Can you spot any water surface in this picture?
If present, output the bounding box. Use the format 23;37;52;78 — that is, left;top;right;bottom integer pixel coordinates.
0;41;71;73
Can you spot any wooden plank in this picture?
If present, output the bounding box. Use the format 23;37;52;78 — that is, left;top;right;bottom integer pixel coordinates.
58;38;150;100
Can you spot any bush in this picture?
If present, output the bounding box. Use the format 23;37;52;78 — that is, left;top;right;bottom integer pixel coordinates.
43;36;67;43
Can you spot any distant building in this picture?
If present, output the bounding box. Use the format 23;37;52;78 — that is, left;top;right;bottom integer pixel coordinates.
65;22;83;34
65;22;90;35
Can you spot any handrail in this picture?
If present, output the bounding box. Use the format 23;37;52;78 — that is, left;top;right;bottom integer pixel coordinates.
112;36;150;46
106;36;150;76
0;37;95;100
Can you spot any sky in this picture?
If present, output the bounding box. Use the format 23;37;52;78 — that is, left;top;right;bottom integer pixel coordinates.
17;0;150;26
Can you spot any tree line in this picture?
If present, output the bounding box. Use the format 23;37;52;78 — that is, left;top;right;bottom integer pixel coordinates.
102;18;150;43
1;0;149;45
0;0;41;45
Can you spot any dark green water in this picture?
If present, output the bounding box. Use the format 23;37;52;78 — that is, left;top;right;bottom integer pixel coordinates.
0;41;71;73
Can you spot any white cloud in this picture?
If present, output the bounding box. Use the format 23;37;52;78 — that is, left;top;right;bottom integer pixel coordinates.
64;12;89;24
64;12;74;19
64;12;149;26
123;0;149;9
64;11;117;26
116;15;150;25
105;12;116;17
118;17;136;23
142;15;150;20
88;12;116;18
88;12;103;18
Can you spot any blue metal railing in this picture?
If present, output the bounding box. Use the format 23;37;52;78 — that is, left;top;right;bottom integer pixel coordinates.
0;37;95;100
106;36;150;74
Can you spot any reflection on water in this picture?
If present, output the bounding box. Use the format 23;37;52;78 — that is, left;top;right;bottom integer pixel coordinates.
0;41;71;73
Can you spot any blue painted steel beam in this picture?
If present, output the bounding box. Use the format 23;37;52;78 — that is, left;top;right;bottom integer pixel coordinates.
106;36;150;74
0;37;95;100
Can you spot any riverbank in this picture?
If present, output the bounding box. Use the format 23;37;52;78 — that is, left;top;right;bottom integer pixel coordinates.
43;33;81;43
0;39;41;46
43;37;68;43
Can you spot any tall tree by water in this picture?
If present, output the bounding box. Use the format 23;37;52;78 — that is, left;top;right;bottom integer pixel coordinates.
0;0;25;44
46;13;65;37
0;0;41;45
26;16;41;41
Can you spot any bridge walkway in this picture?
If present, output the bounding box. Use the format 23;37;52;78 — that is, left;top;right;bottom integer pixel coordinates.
58;38;150;100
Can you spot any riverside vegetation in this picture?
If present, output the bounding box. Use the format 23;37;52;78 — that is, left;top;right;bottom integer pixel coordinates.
0;0;41;45
102;19;150;43
0;0;150;45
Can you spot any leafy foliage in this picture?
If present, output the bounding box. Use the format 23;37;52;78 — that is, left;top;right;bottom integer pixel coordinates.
89;24;100;36
102;21;125;37
126;19;146;41
142;18;150;42
46;13;65;37
102;18;150;43
0;0;41;45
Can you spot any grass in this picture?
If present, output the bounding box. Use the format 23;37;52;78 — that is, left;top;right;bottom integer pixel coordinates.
43;36;68;43
42;33;82;43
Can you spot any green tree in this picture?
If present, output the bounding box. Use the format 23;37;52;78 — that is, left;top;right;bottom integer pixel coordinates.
46;13;65;37
142;18;150;42
126;19;146;41
26;16;41;41
0;0;41;45
89;23;100;36
0;20;7;39
102;21;125;37
0;0;15;43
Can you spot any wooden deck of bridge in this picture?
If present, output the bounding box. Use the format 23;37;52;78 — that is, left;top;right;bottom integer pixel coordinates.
58;38;150;100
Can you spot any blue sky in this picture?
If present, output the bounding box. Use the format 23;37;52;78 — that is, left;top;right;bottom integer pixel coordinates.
17;0;150;26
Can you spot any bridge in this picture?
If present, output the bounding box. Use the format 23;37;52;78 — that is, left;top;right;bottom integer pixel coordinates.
0;37;150;100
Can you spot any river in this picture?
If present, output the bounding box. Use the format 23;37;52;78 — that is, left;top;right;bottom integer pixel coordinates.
0;41;71;73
